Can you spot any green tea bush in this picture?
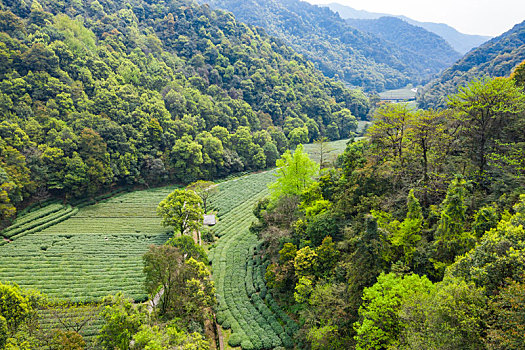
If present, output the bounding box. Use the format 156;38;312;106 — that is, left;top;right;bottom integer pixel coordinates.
228;333;243;347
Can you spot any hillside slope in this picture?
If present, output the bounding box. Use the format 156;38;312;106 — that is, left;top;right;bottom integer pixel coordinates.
327;2;491;54
202;0;460;91
346;16;461;68
0;0;369;222
418;20;525;108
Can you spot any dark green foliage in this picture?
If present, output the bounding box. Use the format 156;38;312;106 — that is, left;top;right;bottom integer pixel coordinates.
305;212;339;246
0;0;367;223
346;16;460;72
419;20;525;108
166;235;208;263
204;0;442;92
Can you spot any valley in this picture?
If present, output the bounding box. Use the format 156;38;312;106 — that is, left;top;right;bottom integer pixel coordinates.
1;0;525;349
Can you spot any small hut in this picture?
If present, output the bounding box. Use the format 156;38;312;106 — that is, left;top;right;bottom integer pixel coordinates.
203;214;216;226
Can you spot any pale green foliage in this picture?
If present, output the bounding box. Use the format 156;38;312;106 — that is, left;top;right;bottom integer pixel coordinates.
373;190;423;266
354;273;434;350
54;14;96;54
397;277;487;349
157;189;204;236
269;144;319;201
98;293;143;349
294;276;314;303
294;246;318;278
432;176;474;273
132;323;208;350
0;282;32;336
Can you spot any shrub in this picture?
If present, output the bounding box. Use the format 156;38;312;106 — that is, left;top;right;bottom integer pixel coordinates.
228;333;242;347
241;338;255;350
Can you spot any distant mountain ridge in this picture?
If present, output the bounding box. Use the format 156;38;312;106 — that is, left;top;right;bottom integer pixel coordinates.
346;17;460;68
326;2;491;54
201;0;462;92
418;20;525;108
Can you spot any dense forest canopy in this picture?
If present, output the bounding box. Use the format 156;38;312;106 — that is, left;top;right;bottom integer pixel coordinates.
346;16;460;69
202;0;459;92
418;19;525;108
252;69;525;349
0;0;370;224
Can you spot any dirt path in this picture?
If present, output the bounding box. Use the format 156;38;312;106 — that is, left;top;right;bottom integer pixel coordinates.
147;288;163;313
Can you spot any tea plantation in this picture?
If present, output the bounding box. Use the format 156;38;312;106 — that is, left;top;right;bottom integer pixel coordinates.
0;140;349;349
0;187;177;301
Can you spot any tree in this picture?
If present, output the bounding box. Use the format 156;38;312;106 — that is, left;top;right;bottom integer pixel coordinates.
432;176;474;275
313;137;335;168
157;189;204;239
166;235;208;263
51;330;86;350
187;180;218;214
288;126;309;148
398;277;487;350
98;293;143;349
448;195;525;296
367;103;412;161
143;245;215;321
353;272;434;350
0;282;32;337
47;300;100;335
406;109;452;202
448;77;525;181
269;144;319;201
143;245;185;316
373;190;423;267
486;279;525;349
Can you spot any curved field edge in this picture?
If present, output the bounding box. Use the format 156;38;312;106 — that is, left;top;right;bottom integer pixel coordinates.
209;170;297;349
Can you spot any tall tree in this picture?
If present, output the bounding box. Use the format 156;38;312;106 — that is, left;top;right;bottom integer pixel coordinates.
269;144;319;200
187;180;218;214
313;137;335;168
432;176;473;275
157;189;204;240
448;77;525;181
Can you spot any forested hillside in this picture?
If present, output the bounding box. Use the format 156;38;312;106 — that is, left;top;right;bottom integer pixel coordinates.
346;16;460;69
327;2;491;54
418;19;525;108
202;0;457;91
0;0;369;224
252;66;525;349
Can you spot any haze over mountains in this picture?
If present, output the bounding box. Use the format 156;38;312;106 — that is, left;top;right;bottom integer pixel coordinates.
326;2;491;54
202;0;462;92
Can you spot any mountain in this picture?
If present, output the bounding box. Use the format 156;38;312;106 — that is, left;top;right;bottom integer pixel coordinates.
0;0;370;220
346;17;461;69
326;2;491;54
201;0;462;92
418;20;525;108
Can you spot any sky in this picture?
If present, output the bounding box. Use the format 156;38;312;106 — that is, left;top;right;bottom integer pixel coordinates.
304;0;525;37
